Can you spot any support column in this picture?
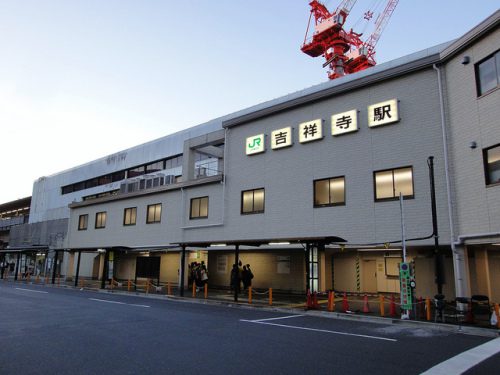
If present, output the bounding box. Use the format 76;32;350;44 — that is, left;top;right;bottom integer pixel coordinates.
52;250;59;284
305;244;310;292
179;246;186;297
452;245;470;298
100;250;109;289
234;245;239;302
14;252;21;281
475;247;492;298
74;251;82;287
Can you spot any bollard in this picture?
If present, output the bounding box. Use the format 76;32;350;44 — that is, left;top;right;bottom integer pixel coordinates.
127;279;131;292
192;282;196;297
380;295;385;317
248;287;252;304
426;298;431;321
269;288;273;306
495;304;500;329
204;283;208;299
332;291;335;311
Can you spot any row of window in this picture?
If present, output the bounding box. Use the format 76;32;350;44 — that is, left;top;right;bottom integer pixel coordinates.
62;155;184;195
243;166;414;213
78;198;209;230
77;166;415;229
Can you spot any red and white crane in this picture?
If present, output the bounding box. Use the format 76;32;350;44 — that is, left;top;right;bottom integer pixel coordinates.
301;0;399;80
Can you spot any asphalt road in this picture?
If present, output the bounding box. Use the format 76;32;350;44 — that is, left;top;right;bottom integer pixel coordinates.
0;283;498;375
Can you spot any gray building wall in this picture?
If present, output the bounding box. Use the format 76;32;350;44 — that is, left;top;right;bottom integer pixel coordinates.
444;27;500;236
67;67;453;249
218;68;451;246
68;181;225;249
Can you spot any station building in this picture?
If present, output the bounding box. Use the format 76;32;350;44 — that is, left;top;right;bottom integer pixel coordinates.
2;11;499;302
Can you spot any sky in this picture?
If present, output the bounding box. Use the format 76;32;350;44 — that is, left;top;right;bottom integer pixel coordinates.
0;1;498;203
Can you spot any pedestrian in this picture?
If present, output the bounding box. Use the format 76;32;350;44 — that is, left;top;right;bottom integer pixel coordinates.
242;266;250;290
247;264;254;284
200;262;208;288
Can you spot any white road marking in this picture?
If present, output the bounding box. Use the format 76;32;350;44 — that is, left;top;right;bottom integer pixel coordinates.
240;319;397;342
420;337;500;374
15;288;48;294
89;298;126;305
251;315;305;322
89;298;150;308
128;304;151;308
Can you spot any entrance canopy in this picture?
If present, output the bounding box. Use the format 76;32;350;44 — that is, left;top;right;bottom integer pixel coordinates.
173;236;347;249
0;245;50;254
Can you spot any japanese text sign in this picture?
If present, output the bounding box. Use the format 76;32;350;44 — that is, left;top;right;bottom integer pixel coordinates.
299;119;323;143
368;99;399;127
332;109;358;136
271;127;292;150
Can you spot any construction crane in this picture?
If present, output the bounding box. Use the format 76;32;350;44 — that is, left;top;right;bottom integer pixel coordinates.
301;0;399;80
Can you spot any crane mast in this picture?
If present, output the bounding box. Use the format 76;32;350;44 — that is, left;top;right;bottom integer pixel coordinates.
301;0;398;80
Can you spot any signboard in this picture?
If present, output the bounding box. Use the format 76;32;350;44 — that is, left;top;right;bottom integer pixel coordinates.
271;127;292;149
399;262;412;310
246;134;265;155
299;119;323;143
368;99;399;127
332;109;358;136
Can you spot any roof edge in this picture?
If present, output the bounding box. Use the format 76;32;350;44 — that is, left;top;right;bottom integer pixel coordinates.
440;10;500;62
223;51;441;128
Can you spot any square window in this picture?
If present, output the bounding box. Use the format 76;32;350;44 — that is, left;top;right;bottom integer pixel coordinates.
241;188;265;214
147;203;162;223
95;212;107;229
484;144;500;185
190;196;209;219
314;177;345;207
476;50;500;96
123;207;137;226
78;214;88;230
374;167;414;201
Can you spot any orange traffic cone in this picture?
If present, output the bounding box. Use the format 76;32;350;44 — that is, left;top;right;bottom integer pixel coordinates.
362;294;371;313
342;292;349;312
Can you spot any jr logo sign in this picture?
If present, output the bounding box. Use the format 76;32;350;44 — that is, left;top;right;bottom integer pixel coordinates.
246;134;265;155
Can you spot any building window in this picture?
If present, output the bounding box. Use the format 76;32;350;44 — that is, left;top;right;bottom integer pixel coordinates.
146;203;162;223
476;50;500;96
374;167;414;201
78;214;88;230
123;207;137;226
95;212;107;229
314;176;345;207
241;188;265;214
484;144;500;185
190;196;209;219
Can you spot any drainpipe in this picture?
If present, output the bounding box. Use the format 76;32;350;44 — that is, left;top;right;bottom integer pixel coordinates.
433;63;467;298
